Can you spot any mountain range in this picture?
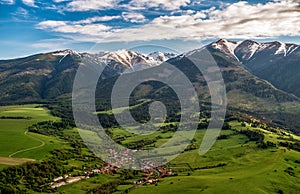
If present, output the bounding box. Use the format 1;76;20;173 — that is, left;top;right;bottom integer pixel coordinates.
0;49;175;101
208;39;300;98
0;39;300;132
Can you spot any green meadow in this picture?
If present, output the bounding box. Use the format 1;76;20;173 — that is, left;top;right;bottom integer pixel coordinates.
103;121;300;194
0;105;65;167
129;149;300;194
96;100;149;115
56;174;119;193
1;104;300;193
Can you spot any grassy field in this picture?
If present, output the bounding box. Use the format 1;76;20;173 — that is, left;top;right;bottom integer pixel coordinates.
56;174;119;193
1;104;299;193
40;118;300;194
90;119;300;194
0;157;35;165
0;104;65;167
96;100;149;115
124;122;300;194
129;150;300;193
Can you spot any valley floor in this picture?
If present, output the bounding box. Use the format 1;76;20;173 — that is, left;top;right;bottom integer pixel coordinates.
0;105;300;193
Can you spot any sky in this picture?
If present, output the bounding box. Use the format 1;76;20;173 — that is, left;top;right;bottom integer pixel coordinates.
0;0;299;59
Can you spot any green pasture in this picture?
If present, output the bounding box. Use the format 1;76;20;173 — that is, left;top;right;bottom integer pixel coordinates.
0;104;65;166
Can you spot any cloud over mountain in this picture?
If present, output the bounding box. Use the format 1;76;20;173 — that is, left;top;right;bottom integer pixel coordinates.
36;0;300;42
1;0;300;58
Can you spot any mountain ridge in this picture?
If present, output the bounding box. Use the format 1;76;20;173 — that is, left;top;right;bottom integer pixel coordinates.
1;39;300;102
208;39;299;61
1;39;300;132
206;39;300;98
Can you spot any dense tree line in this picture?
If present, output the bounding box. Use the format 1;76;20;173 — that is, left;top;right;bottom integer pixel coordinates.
279;141;300;152
88;180;121;194
240;129;264;142
28;120;71;137
0;116;32;120
0;160;67;192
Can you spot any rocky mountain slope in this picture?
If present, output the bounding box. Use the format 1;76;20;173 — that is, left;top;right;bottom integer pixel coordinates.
208;39;300;97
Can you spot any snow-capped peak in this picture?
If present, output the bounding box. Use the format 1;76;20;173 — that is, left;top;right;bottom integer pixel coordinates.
92;49;178;75
99;50;154;68
210;39;299;62
148;51;167;62
210;39;241;60
101;50;138;67
148;52;177;63
97;50;177;68
274;41;287;56
235;40;261;60
52;49;80;56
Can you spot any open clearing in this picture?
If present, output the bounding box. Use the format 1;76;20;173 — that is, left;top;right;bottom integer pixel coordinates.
0;156;35;166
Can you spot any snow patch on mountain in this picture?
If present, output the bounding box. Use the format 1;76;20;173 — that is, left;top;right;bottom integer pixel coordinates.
52;49;80;56
274;42;287;56
286;44;299;56
235;40;260;60
210;39;241;60
210;39;299;62
97;49;173;68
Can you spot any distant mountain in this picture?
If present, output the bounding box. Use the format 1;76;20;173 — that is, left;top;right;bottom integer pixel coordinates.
208;39;300;97
94;44;300;133
0;49;175;102
209;39;299;63
95;50;176;74
1;41;300;132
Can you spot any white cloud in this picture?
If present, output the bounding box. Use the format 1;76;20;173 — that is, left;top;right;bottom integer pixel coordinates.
0;0;14;4
53;0;69;2
61;0;191;11
22;0;37;7
108;0;300;41
37;16;121;31
73;16;121;24
122;12;147;23
37;21;67;28
128;0;191;10
37;0;300;43
65;0;121;11
37;20;111;36
31;38;72;50
13;7;29;18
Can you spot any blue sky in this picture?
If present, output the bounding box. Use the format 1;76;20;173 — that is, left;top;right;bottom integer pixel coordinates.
0;0;299;59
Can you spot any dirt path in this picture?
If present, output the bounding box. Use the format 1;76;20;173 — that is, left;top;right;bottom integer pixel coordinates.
8;130;45;158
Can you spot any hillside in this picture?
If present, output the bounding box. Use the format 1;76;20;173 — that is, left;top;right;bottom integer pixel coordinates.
208;39;300;98
96;46;300;133
1;40;300;132
1;104;300;193
1;41;300;193
0;50;173;103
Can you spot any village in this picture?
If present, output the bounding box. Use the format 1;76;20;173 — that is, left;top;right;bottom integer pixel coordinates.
48;148;173;189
